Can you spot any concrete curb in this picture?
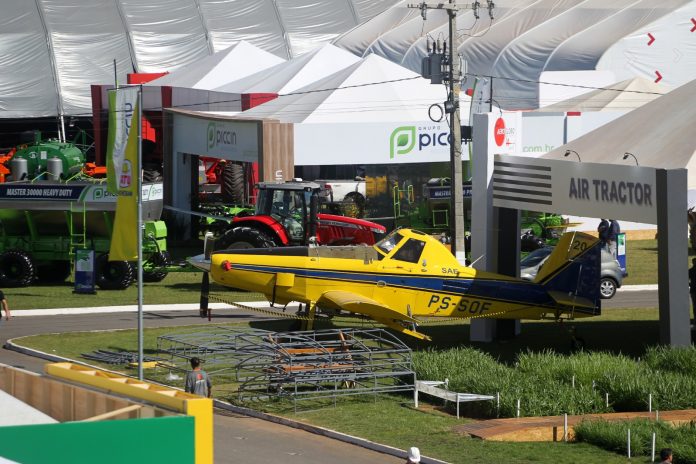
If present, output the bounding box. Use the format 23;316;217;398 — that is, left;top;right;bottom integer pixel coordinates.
213;401;449;464
619;284;658;292
5;338;77;365
9;301;300;317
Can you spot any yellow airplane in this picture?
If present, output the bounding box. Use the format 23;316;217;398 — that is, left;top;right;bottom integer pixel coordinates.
192;229;602;340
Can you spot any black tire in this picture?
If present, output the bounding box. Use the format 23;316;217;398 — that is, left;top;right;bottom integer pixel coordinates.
96;254;134;290
0;250;36;287
143;251;170;282
215;226;278;251
599;277;617;299
221;162;245;205
342;192;365;218
36;261;72;283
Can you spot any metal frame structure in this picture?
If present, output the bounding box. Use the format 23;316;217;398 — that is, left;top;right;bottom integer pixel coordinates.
157;327;415;410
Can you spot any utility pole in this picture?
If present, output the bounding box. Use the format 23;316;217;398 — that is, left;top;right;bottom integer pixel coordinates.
410;1;493;262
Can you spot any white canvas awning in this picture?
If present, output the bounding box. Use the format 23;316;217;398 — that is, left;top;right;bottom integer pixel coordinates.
239;54;465;123
213;44;361;94
542;79;696;188
148;41;285;90
536;77;670;112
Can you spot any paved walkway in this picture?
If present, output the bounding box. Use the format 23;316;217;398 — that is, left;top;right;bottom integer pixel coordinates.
457;409;696;442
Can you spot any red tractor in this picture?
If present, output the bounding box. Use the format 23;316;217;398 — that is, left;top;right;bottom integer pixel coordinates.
214;181;385;250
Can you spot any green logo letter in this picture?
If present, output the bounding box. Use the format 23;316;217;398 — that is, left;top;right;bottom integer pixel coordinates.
207;122;216;150
389;126;416;159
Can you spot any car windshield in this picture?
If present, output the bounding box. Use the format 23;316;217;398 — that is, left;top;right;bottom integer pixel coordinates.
520;247;552;267
375;230;404;255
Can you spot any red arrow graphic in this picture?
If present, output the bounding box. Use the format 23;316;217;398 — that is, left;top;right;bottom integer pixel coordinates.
654;70;663;83
647;32;655;45
691;18;696;32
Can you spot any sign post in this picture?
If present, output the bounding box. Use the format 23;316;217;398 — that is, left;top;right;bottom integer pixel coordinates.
73;249;96;294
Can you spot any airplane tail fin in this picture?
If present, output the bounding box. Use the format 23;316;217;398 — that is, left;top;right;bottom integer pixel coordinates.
534;232;602;315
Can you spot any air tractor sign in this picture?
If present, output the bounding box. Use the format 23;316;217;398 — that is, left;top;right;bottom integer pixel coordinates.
491;154;658;224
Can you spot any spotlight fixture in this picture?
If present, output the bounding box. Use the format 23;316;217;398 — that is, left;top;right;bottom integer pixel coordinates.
564;149;581;162
622;152;639;166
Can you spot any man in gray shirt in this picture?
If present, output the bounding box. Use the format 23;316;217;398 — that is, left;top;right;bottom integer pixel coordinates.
185;357;212;398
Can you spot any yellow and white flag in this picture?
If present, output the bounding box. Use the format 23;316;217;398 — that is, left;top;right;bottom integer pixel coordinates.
106;87;138;194
108;87;140;262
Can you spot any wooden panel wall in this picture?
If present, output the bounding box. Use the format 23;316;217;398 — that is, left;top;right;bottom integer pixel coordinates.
0;365;172;422
260;120;294;182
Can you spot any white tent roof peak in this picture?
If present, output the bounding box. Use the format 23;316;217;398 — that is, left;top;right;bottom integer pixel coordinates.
240;53;455;123
536;77;670;112
213;44;361;95
147;41;285;90
541;78;696;187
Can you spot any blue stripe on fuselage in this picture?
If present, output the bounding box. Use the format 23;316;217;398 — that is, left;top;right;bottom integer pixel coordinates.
231;264;554;306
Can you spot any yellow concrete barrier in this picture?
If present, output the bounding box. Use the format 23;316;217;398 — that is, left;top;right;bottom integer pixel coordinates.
46;362;212;464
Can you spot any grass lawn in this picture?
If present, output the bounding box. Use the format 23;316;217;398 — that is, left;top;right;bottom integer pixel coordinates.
14;307;668;464
624;238;695;285
9;272;264;310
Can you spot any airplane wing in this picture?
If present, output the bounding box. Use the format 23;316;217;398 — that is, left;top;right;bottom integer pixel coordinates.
319;290;431;341
187;253;210;272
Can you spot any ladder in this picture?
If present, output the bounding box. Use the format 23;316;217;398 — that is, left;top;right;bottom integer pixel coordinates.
68;202;87;257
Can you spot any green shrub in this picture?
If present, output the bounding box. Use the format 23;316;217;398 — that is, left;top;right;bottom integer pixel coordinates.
575;418;696;463
413;346;696;419
644;346;696;376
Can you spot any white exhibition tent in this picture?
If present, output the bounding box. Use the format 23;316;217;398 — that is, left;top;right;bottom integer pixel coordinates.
536;77;670;112
149;41;285;90
0;0;399;118
213;44;361;95
335;0;693;110
239;53;458;123
542;79;696;188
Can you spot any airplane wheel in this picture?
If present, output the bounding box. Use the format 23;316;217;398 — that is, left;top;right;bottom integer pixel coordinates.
96;254;134;290
143;251;170;282
0;250;36;287
216;226;278;250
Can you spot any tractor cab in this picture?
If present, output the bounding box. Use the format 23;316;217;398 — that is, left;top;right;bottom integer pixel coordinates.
217;180;385;250
255;181;317;244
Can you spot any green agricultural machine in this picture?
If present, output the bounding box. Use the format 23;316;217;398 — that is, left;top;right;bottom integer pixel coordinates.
0;181;168;289
0;131;170;290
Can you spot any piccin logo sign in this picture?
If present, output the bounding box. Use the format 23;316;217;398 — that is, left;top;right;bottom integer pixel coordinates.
389;125;449;159
207;122;237;150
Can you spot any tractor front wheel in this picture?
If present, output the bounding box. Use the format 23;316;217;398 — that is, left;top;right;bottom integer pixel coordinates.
96;254;134;290
0;250;36;287
143;251;170;282
215;226;278;251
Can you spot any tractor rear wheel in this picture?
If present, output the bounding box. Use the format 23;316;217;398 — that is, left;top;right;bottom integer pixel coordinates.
222;162;245;205
0;250;36;287
215;226;278;251
143;251;170;282
96;254;134;290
